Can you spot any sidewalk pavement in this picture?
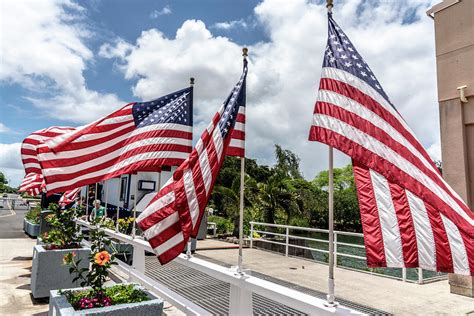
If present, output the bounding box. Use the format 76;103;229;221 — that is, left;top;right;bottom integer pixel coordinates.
0;238;48;315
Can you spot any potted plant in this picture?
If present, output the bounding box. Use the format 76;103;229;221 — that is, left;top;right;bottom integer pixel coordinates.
24;205;41;237
49;225;163;315
31;203;90;298
97;217;135;264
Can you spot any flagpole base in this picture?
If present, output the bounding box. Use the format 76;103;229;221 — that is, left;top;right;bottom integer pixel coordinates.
325;278;338;307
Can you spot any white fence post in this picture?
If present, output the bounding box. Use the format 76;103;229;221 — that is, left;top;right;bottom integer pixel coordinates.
229;277;253;316
418;268;423;284
402;267;407;282
250;222;254;249
285;227;289;256
334;232;338;267
130;243;146;281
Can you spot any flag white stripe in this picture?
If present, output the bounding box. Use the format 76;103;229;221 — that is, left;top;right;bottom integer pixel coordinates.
440;214;470;275
97;115;134;126
138;190;175;222
212;128;224;163
370;169;404;267
229;139;245;149
24;163;41;169
22;143;37;151
405;190;437;271
197;145;213;195
313;113;473;226
238;106;245;115
144;211;179;241
154;231;184;256
318;90;440;177
46;151;190;190
183;169;200;228
234;122;245;132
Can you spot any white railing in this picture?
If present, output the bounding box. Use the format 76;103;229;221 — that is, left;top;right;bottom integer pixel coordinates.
76;219;364;316
249;221;446;284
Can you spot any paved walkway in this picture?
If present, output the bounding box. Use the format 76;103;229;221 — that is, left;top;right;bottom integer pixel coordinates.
195;240;474;315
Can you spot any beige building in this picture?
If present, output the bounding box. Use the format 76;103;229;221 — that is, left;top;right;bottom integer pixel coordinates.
427;0;473;297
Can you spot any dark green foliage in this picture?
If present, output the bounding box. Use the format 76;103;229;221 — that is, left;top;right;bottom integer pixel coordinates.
25;205;42;224
209;144;362;235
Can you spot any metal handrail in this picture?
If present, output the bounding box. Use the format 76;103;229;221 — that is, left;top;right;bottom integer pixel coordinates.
249;221;446;285
76;219;361;315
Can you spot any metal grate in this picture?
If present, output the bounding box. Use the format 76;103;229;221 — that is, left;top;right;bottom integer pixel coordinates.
145;256;391;315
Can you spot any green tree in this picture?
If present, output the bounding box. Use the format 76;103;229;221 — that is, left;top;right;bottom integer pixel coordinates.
312;164;361;231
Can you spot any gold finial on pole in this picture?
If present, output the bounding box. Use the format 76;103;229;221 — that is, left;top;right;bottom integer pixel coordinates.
327;0;333;13
190;77;195;86
242;47;248;58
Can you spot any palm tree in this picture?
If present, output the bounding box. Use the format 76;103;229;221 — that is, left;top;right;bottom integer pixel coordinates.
212;174;258;236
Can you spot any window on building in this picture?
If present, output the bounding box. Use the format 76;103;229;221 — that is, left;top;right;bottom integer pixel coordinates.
119;176;128;201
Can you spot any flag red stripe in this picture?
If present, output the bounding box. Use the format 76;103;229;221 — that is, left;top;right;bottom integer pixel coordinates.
353;161;387;267
425;203;454;272
236;113;245;123
311;126;473;236
388;182;419;267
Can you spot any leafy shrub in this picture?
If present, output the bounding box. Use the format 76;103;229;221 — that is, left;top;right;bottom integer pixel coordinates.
25;206;41;224
208;215;233;234
117;217;134;235
61;284;149;310
41;203;82;249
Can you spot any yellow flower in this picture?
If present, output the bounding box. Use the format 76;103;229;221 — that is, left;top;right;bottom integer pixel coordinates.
94;251;111;266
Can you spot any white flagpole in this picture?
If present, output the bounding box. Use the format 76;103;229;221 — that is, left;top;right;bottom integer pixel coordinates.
326;1;336;307
237;47;248;273
85;185;89;219
104;181;108;218
132;174;138;238
187;77;195;258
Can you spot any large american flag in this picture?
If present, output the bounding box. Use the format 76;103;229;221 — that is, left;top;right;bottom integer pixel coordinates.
37;88;194;195
18;172;44;196
137;63;248;264
309;14;473;275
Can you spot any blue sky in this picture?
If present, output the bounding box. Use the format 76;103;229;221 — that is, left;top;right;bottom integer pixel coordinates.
0;0;440;186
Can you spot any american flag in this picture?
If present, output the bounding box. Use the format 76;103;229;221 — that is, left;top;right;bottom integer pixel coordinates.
18;172;44;196
309;14;473;275
137;62;248;264
37;87;194;195
59;187;81;207
21;126;76;175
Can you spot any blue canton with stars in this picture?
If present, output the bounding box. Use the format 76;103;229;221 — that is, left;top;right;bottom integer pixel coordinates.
132;87;193;128
323;13;395;109
218;63;247;139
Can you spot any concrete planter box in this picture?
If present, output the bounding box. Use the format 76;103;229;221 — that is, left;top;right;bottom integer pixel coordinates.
48;283;163;315
31;245;90;298
24;218;40;237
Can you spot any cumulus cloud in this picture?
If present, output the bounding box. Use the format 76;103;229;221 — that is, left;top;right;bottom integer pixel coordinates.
427;142;442;162
0;123;12;133
150;5;172;18
100;0;440;179
212;19;248;30
0;0;124;124
0;143;23;187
